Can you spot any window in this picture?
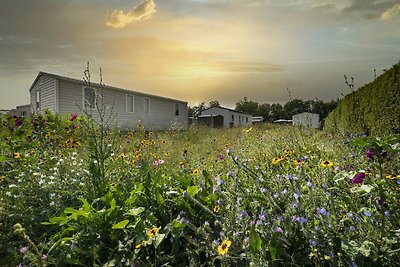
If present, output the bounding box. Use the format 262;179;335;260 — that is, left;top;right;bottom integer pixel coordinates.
84;88;96;109
246;117;249;123
36;90;40;110
144;98;150;115
126;95;134;113
231;114;234;122
239;116;241;122
175;103;180;116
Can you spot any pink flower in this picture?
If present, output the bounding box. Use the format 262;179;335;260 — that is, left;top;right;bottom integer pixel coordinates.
19;246;28;253
69;113;78;121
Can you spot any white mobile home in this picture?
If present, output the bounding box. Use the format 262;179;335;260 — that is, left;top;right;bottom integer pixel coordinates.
292;112;319;129
200;106;252;128
29;72;188;130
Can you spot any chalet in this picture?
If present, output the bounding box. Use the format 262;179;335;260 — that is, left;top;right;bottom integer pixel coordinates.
15;104;32;118
292;112;319;129
200;106;252;128
29;72;188;130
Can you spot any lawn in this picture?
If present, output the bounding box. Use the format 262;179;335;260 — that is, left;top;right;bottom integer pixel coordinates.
1;111;399;266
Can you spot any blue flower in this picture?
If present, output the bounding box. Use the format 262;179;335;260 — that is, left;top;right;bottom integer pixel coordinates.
317;207;327;216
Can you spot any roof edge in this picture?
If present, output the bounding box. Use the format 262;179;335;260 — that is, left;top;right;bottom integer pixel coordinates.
29;71;188;104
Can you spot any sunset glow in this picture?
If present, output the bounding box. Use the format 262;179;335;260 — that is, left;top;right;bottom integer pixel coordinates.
0;0;399;109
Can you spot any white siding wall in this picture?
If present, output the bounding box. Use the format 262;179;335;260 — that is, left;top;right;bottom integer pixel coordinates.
30;75;57;113
202;107;252;128
292;113;320;129
58;79;188;130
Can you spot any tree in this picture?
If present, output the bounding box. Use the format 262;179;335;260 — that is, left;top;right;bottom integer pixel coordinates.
235;97;259;115
269;103;285;122
283;98;311;119
256;103;271;122
209;100;220;108
188;102;206;118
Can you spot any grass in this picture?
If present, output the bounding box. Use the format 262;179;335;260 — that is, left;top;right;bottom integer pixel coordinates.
0;112;399;266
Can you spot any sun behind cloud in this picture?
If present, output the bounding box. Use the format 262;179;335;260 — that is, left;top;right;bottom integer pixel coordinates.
106;0;156;28
381;3;400;20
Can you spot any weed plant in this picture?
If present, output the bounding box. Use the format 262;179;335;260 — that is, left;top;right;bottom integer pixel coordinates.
0;110;399;266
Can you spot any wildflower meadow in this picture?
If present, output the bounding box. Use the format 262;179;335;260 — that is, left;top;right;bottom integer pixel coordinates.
1;110;399;266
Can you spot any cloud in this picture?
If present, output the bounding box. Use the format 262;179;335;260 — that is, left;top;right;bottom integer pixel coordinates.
381;3;400;20
340;0;399;20
106;0;156;28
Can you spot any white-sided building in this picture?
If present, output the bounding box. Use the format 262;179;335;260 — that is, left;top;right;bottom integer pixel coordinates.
292;112;320;129
29;72;188;130
200;106;252;128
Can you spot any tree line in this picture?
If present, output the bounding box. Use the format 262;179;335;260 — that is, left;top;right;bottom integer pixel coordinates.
189;97;338;125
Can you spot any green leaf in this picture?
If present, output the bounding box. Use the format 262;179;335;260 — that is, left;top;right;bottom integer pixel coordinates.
202;170;213;191
112;220;129;229
154;233;166;248
47;216;70;225
333;171;349;183
359;241;375;257
350;184;374;193
250;227;262;255
126;207;145;216
186;185;199;197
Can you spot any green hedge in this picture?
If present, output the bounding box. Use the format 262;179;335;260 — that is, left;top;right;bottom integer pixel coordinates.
324;63;400;136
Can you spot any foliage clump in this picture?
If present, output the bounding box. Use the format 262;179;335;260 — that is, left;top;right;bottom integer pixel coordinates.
324;62;400;136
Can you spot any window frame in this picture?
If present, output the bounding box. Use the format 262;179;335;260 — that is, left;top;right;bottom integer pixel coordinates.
36;90;40;111
174;103;180;116
83;87;96;110
126;94;134;113
144;97;150;115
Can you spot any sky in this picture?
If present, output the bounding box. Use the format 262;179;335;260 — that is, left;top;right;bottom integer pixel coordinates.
0;0;399;110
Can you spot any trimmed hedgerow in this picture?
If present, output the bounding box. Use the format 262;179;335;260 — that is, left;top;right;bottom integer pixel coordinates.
325;62;400;136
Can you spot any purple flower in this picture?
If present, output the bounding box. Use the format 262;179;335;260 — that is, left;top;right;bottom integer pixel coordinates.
15;117;22;127
349;225;355;231
310;240;317;246
380;150;388;159
218;154;225;160
240;210;248;217
259;212;267;221
291;215;300;222
293;190;300;199
363;210;372;217
352;172;366;184
306;181;312;187
317;207;327;216
260;188;267;193
275;226;283;233
366;149;374;160
19;246;28;253
215;177;224;186
41;254;48;260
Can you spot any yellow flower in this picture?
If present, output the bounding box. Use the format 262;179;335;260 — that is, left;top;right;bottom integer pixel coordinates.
283;149;294;155
13;152;21;159
320;160;333;167
0;176;5;183
135;241;146;249
386;174;397;180
272;157;282;164
146;227;159;238
191;169;199;175
293;159;304;165
213;205;221;213
217;240;232;255
244;127;253;133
